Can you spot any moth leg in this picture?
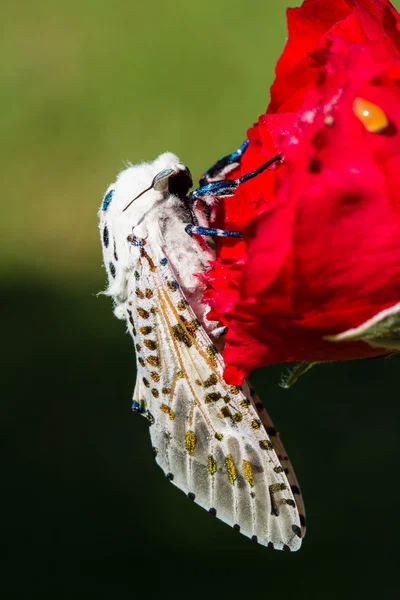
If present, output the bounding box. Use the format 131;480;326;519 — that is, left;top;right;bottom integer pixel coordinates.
210;325;228;337
189;152;283;238
185;224;242;238
190;153;283;206
191;141;249;227
189;179;239;206
200;140;249;185
127;233;145;247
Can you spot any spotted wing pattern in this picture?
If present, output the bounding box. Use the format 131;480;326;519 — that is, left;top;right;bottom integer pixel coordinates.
125;251;303;551
243;382;306;539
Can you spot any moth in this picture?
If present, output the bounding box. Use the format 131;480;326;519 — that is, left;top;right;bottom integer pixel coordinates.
99;149;305;550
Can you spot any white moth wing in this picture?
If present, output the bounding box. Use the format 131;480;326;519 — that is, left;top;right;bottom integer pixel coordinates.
99;154;303;551
243;382;306;538
124;253;302;551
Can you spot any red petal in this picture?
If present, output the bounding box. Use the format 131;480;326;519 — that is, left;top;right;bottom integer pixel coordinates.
269;0;353;113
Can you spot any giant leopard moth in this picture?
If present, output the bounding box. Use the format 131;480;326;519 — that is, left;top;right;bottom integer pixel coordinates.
99;148;305;550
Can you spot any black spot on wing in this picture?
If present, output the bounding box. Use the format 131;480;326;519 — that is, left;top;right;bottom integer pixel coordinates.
103;226;109;248
292;525;302;538
109;262;116;278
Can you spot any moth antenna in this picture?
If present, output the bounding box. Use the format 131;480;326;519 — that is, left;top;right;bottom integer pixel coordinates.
123;183;154;212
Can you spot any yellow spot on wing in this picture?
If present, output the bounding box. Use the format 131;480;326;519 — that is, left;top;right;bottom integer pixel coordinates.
139;326;153;335
143;339;157;350
167;280;179;292
205;392;222;404
269;483;288;516
260;440;273;451
243;460;254;487
171;324;192;347
203;374;218;388
147;356;159;367
225;454;238;485
206;346;217;366
219;406;232;419
160;404;175;420
184;319;199;337
177;300;187;311
185;431;197;456
208;455;217;475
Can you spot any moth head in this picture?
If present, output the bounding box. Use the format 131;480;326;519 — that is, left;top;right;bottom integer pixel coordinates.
151;152;193;200
101;153;192;220
99;153;192;290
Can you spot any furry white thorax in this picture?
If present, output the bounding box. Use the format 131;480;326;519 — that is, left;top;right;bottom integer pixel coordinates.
99;153;215;333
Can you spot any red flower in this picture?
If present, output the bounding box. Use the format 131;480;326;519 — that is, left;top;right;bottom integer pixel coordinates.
204;0;400;385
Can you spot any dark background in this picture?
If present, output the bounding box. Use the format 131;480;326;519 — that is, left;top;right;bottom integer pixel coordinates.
2;1;400;597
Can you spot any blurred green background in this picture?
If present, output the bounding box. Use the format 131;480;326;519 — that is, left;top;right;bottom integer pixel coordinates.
2;0;400;597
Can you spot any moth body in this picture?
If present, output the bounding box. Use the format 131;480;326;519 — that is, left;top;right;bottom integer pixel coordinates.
99;153;305;550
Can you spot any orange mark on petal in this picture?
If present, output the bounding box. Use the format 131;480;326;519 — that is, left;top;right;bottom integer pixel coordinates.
352;97;389;133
